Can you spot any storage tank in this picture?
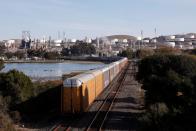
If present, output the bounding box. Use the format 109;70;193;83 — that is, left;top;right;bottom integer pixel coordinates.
113;38;119;42
7;39;15;44
185;35;195;39
165;42;175;48
54;39;62;44
151;39;157;43
143;40;150;43
71;39;77;43
54;43;61;47
86;38;92;43
40;39;46;43
187;42;192;45
5;40;15;47
165;35;175;40
169;35;175;40
137;37;142;41
175;38;185;42
123;39;128;43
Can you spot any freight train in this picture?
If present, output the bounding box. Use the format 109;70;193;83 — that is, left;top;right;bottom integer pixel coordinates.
62;57;128;113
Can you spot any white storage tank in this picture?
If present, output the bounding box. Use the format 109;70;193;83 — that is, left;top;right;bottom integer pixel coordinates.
169;35;175;40
143;40;150;43
54;39;62;44
86;38;92;43
123;39;128;43
137;37;142;41
165;42;175;48
185;35;195;39
175;38;184;42
71;39;77;43
5;39;15;47
54;43;61;47
151;39;157;43
165;35;175;40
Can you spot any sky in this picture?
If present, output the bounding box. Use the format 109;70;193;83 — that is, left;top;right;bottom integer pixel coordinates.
0;0;196;40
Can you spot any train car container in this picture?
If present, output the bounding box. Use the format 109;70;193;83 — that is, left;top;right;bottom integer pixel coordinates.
100;66;110;88
62;57;128;114
83;69;103;98
63;74;96;113
108;64;115;82
113;61;120;76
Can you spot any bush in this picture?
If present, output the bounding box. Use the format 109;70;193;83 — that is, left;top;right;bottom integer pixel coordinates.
5;52;14;59
0;112;15;131
0;60;4;70
0;70;33;106
137;55;196;111
10;111;21;123
14;51;25;59
139;103;170;131
44;52;60;60
118;48;133;59
68;42;96;56
137;54;196;130
136;49;154;59
155;47;181;55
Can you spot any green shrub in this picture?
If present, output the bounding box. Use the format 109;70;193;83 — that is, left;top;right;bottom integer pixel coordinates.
136;49;154;59
0;70;33;106
137;54;196;130
0;60;4;70
137;54;196;111
118;48;134;59
155;47;181;55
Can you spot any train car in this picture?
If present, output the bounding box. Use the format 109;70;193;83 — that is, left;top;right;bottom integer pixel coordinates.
108;64;115;82
62;57;128;114
120;58;128;69
83;69;103;98
100;66;110;88
113;61;120;76
63;73;96;113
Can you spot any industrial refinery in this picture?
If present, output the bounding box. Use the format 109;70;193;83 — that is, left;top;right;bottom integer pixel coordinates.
1;32;196;57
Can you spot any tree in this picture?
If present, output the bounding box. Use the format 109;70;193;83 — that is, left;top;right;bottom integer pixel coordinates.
155;47;181;55
69;42;96;56
0;45;5;56
5;52;14;59
14;51;25;59
137;55;196;112
136;49;154;59
0;70;33;106
118;48;133;59
0;60;4;70
44;52;60;60
27;49;46;58
61;48;70;56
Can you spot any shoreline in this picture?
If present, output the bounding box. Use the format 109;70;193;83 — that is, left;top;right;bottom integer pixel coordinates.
4;60;105;64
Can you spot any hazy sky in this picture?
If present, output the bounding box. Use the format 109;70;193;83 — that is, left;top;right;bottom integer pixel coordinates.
0;0;196;40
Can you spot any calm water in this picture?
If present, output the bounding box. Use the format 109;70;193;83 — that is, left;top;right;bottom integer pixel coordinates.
1;62;105;80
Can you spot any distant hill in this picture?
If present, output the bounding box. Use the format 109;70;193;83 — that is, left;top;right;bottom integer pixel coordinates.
105;35;137;41
187;33;196;37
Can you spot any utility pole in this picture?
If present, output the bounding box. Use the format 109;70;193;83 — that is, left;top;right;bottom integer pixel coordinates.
58;31;60;40
22;31;31;58
140;30;143;49
154;28;157;49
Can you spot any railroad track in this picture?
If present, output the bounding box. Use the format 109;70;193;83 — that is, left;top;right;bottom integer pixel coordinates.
85;63;130;131
50;119;72;131
51;62;134;131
